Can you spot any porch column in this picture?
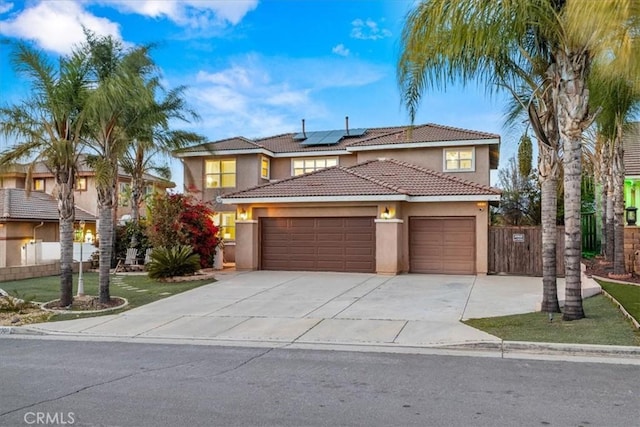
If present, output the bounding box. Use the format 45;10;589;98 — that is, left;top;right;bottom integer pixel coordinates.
235;220;259;270
374;219;403;274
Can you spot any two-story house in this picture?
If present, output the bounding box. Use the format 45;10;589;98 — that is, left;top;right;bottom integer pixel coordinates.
0;158;174;267
175;121;501;275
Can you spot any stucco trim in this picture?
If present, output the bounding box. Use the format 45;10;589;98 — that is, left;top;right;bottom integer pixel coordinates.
346;138;500;152
223;194;500;204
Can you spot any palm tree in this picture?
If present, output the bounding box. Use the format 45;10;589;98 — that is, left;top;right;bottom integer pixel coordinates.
0;43;89;306
120;83;203;231
589;71;640;275
82;32;157;303
398;0;639;320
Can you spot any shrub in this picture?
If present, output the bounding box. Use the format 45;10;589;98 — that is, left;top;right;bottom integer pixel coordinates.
147;193;220;268
115;219;151;261
146;245;201;279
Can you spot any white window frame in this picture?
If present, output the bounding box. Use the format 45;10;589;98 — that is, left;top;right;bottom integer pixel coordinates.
443;147;475;172
205;159;237;188
261;156;270;180
291;157;339;176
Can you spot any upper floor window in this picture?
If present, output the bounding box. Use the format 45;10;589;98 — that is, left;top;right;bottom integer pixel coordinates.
444;148;474;172
76;177;87;191
292;157;338;176
261;157;270;180
206;159;236;188
33;178;45;192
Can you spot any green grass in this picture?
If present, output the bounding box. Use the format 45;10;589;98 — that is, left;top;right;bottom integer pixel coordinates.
464;295;640;346
0;272;215;322
598;281;640;322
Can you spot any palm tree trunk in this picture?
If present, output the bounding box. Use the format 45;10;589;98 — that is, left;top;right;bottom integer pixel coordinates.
599;142;609;256
612;133;625;274
97;178;115;303
56;173;75;307
539;143;560;313
556;50;588;321
606;171;615;262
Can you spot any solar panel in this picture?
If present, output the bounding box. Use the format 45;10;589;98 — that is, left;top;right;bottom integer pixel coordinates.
296;128;369;146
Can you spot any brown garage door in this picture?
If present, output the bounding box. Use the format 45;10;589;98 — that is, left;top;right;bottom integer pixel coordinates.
410;217;475;274
261;217;375;273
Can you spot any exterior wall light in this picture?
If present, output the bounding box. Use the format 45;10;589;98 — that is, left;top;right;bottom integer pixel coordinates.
625;206;637;226
476;201;488;211
381;207;391;220
238;208;248;221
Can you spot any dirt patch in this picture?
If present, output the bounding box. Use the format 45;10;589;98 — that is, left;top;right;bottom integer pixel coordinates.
0;297;52;326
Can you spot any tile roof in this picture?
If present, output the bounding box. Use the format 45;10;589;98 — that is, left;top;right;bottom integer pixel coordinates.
623;122;640;176
178;123;500;156
176;136;262;154
0;189;96;222
222;159;500;201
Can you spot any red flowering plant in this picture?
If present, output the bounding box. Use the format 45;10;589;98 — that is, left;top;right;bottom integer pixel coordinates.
147;192;220;268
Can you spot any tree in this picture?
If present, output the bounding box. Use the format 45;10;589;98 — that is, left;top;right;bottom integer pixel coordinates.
589;71;640;274
398;0;639;320
0;42;89;306
497;156;540;226
81;32;158;303
119;82;203;242
147;193;220;268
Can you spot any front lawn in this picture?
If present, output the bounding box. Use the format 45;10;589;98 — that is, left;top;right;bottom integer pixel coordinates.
598;281;640;322
0;272;215;321
464;295;640;346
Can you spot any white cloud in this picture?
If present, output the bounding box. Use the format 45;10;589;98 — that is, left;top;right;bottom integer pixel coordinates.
0;1;123;54
0;1;14;14
350;18;392;40
185;54;387;138
332;44;350;57
99;0;258;28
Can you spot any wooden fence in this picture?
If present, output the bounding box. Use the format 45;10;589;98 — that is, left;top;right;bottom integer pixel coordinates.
488;226;565;276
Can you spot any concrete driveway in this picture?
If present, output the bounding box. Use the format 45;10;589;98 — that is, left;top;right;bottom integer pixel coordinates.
25;270;595;350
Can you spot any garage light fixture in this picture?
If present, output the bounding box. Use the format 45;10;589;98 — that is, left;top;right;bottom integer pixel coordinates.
238;208;248;221
381;206;391;220
476;201;487;211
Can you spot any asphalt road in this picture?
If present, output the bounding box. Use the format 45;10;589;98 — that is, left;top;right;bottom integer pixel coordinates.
0;338;638;427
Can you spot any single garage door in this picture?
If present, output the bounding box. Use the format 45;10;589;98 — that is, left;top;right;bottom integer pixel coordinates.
410;217;475;274
261;217;375;273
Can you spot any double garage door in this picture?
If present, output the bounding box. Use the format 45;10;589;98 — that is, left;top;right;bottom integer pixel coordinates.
409;217;476;275
260;216;475;274
261;217;375;273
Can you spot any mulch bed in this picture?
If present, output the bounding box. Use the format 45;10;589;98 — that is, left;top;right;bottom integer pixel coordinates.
43;295;126;311
582;257;640;285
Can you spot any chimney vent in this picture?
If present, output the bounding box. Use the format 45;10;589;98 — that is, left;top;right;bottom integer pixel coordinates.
302;119;306;138
345;116;350;135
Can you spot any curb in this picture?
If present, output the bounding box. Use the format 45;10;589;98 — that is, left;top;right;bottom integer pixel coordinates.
0;326;46;335
444;340;640;358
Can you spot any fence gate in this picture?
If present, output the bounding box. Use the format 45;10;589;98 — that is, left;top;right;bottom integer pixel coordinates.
488;226;565;276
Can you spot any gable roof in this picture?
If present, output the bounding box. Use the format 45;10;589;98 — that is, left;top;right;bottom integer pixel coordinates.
174;123;501;168
623;122;640;177
221;159;500;204
0;189;96;222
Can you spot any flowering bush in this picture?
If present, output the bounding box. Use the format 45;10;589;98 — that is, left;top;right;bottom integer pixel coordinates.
147;193;220;268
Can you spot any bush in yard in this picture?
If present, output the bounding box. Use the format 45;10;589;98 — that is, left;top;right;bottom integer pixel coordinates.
147;193;220;268
115;219;151;262
146;245;201;279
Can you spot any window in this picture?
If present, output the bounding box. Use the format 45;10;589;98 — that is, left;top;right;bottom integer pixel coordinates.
444;148;474;172
33;178;45;192
213;212;236;240
76;177;87;191
206;159;236;188
118;182;130;207
292;157;338;176
261;157;270;179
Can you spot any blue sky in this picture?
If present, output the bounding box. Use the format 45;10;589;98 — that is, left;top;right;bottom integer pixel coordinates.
0;0;513;188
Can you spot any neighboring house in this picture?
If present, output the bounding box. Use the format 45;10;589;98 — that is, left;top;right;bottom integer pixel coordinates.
623;122;640;214
0;157;174;268
0;157;175;222
175;121;501;274
0;188;96;267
